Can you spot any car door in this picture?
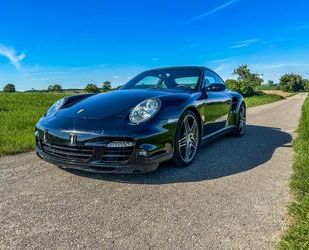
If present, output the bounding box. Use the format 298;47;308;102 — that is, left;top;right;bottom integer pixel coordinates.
202;70;232;137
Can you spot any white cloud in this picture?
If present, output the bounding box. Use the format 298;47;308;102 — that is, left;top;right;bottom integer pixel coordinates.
0;44;26;70
183;0;240;24
230;39;259;49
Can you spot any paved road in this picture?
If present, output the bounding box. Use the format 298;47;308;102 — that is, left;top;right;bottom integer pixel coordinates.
0;93;306;249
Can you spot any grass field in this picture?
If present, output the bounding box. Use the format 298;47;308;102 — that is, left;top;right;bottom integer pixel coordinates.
0;93;66;156
278;95;309;249
0;92;285;156
245;93;284;108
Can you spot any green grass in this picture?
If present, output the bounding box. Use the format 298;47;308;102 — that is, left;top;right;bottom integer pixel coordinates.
0;93;66;156
0;92;285;156
278;96;309;249
245;93;284;108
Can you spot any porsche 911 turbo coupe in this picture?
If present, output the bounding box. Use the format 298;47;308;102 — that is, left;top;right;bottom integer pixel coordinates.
35;66;246;173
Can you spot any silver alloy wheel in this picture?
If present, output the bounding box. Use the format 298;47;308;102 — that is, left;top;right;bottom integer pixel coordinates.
238;105;246;135
178;114;199;163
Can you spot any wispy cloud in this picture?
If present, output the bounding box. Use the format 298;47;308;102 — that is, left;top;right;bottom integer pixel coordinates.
183;0;240;24
230;39;259;49
0;44;26;70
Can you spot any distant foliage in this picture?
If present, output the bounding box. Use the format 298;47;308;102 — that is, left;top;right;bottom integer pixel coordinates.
3;83;16;92
304;79;309;92
85;84;100;93
225;65;263;96
279;73;304;92
47;84;63;92
102;81;112;92
267;80;275;86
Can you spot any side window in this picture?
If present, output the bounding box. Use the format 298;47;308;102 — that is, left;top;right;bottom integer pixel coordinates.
204;70;225;86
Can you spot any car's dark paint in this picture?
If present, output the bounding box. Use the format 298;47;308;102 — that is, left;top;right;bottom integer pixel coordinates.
35;66;245;173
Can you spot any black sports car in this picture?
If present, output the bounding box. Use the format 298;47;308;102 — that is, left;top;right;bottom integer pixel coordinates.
35;66;246;173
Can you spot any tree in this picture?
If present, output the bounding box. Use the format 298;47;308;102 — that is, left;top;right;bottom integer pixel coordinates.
3;83;16;92
53;84;62;92
226;65;263;96
102;81;112;92
267;80;274;86
304;79;309;92
47;85;54;91
85;83;100;93
279;73;304;92
47;84;63;92
225;79;239;91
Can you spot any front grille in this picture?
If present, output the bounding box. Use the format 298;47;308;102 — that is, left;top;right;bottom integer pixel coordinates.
101;145;135;163
41;141;94;162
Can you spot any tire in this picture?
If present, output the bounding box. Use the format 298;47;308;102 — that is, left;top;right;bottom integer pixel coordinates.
233;103;246;137
173;110;200;167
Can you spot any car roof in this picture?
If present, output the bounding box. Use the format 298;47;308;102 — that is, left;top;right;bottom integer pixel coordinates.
145;66;213;72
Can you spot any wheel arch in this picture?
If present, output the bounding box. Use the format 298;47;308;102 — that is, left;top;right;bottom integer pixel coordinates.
230;93;246;113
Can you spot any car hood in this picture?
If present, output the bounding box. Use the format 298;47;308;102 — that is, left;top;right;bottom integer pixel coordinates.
56;89;190;120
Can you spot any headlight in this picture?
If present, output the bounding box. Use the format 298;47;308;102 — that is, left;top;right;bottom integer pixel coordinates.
129;98;161;124
46;98;66;116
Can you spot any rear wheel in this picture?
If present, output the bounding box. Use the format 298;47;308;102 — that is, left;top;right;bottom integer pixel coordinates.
174;111;200;167
234;103;246;137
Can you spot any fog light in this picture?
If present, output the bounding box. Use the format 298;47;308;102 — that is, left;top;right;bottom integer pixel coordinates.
137;149;148;157
107;141;135;148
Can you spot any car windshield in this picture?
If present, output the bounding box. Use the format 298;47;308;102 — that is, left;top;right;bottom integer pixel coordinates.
122;68;201;92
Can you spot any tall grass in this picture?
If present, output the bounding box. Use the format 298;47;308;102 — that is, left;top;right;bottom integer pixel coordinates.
0;93;66;156
278;96;309;249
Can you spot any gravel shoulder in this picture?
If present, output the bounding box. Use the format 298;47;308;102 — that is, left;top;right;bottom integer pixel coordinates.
0;93;306;249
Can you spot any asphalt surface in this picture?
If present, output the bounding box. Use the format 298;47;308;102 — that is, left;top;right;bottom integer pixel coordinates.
0;93;306;249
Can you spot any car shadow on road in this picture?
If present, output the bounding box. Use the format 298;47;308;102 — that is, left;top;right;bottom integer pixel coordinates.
66;125;292;184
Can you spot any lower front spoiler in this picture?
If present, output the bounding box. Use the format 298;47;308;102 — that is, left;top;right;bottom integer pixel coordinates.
36;147;173;174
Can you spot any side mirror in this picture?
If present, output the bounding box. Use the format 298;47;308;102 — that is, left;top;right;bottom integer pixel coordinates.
205;83;226;92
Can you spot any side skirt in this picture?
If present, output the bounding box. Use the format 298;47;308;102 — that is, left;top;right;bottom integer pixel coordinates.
201;125;236;144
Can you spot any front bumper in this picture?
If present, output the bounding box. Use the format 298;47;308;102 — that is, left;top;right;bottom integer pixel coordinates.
35;120;176;174
36;146;173;174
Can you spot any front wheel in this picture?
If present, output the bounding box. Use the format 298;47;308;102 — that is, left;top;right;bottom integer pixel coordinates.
233;103;246;137
173;111;200;167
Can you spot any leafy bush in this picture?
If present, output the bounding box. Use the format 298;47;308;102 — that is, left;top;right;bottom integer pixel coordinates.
85;83;100;93
279;73;304;92
3;83;16;92
225;65;263;96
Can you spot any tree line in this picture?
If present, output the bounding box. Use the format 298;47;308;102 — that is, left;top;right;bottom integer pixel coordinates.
225;65;309;96
2;66;309;94
1;81;112;93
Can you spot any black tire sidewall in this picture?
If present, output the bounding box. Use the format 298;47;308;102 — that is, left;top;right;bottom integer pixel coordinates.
234;104;246;137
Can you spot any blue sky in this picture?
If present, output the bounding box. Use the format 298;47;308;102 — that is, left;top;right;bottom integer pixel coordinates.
1;0;309;90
